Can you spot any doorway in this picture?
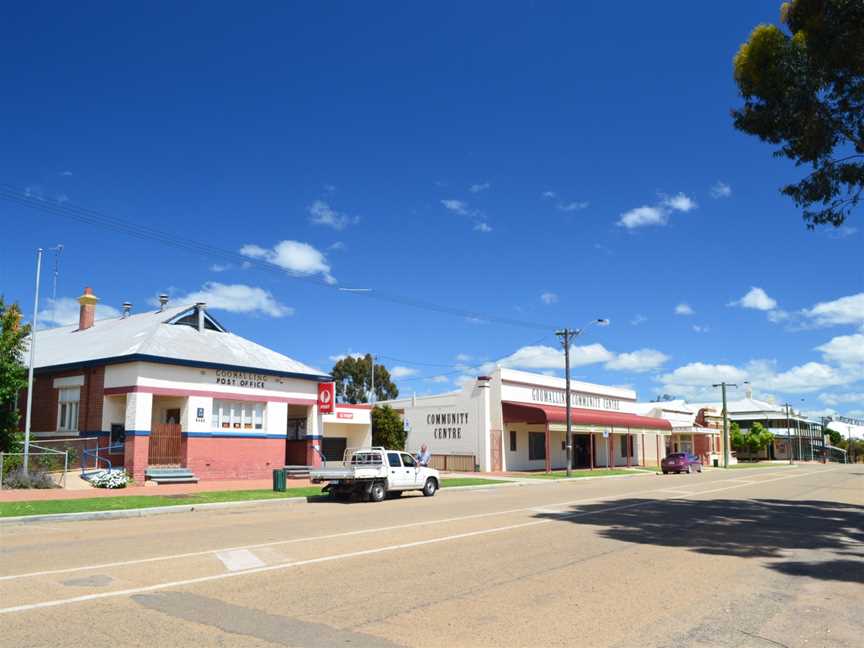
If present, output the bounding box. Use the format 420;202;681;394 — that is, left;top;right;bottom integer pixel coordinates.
321;437;347;462
573;434;591;468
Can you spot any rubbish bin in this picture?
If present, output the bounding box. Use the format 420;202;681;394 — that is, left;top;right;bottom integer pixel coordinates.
713;459;719;468
273;468;287;492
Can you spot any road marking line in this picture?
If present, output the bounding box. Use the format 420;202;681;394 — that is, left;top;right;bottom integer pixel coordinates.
0;468;835;584
215;549;265;572
0;468;833;615
0;499;651;616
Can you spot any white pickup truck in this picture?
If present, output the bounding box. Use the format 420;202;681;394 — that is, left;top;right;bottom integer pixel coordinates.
309;447;440;502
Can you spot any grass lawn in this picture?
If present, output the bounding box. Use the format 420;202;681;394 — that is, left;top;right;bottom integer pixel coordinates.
440;477;508;488
0;487;324;518
520;469;639;479
1;478;508;518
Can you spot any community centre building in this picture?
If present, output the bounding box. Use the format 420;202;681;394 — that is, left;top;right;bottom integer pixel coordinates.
381;367;672;473
630;400;724;466
20;288;370;482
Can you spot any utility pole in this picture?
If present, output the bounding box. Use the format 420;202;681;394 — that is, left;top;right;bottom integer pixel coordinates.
712;382;737;468
370;353;375;404
555;328;574;477
24;248;44;475
782;403;794;465
555;319;608;478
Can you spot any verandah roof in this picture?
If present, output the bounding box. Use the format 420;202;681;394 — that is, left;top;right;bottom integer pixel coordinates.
502;401;672;431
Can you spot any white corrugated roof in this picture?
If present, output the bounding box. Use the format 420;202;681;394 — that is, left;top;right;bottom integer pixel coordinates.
27;304;328;378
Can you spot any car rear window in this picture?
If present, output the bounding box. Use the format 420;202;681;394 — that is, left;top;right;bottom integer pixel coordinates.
667;453;685;459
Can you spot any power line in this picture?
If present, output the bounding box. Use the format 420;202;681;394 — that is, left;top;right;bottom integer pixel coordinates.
1;185;555;331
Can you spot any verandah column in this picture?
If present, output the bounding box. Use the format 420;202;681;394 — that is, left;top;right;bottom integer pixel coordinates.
626;431;632;467
655;434;661;467
641;432;646;467
589;432;594;470
124;390;152;483
544;423;551;473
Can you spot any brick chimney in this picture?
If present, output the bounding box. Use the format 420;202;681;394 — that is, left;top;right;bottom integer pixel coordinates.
77;287;99;331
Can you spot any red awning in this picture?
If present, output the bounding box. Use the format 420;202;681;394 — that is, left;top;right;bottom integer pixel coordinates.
502;401;672;431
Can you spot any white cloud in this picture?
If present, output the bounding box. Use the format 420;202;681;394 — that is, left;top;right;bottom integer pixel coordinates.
803;293;864;328
675;303;694;316
56;193;69;204
210;263;232;272
308;200;357;230
390;366;419;379
605;349;669;373
692;325;710;333
657;362;748;399
429;375;450;384
488;344;614;373
828;225;858;239
557;201;589;212
760;361;853;393
455;353;472;363
441;199;470;215
816;334;864;366
618;192;697;229
730;287;778;311
618;205;667;229
39;298;121;328
594;243;613;255
240;240;335;284
819;392;864;406
171;282;292;318
328;241;345;251
473;222;492;232
710;181;732;199
469;182;491;193
540;292;558;305
662;193;698;212
541;191;557;199
59;170;73;177
329;352;364;362
631;314;647;326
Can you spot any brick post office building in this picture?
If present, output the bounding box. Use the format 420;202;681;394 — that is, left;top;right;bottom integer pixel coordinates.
20;288;370;482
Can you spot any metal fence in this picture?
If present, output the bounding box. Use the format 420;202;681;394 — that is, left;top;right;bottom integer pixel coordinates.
0;444;69;489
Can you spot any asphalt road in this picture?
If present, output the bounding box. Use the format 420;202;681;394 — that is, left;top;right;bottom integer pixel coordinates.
1;465;861;647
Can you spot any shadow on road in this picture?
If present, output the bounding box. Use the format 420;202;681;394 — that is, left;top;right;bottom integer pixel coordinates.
534;498;864;583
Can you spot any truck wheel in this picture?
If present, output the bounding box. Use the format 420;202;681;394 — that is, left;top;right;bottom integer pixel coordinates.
369;482;386;502
422;478;437;497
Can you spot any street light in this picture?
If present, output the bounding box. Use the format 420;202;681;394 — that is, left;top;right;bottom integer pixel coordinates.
712;381;738;468
556;319;609;477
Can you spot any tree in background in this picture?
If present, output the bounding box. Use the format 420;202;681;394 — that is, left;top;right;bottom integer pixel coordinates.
827;428;843;446
745;422;775;454
729;422;745;450
732;0;864;227
0;297;29;452
371;405;407;450
331;354;398;404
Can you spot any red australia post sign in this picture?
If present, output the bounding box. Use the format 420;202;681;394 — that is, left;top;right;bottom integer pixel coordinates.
317;382;335;414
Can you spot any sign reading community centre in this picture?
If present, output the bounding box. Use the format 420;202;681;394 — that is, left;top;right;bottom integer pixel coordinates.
426;411;469;439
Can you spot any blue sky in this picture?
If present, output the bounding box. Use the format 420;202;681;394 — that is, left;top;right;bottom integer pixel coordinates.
2;1;862;416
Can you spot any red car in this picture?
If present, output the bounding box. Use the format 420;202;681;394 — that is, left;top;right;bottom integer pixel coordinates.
662;452;703;475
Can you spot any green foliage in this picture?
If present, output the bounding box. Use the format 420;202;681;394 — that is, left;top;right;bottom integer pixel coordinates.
730;421;774;453
371;405;407;450
827;429;843;445
0;297;30;452
331;354;398;404
729;422;745;450
732;0;864;227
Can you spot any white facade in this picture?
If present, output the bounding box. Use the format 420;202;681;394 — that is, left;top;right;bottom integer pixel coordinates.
383;368;670;472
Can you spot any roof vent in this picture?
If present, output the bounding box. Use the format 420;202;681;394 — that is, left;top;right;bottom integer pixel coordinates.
195;302;206;332
122;302;133;318
158;294;169;312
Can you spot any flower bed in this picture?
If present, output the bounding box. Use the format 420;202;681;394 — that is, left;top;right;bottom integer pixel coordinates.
89;471;131;489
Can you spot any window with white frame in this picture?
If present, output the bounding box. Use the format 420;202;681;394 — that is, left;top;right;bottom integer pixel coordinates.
211;400;265;431
57;387;80;432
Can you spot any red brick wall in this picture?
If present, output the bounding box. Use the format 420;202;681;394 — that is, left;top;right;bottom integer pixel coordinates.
18;366;105;434
184;437;284;480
